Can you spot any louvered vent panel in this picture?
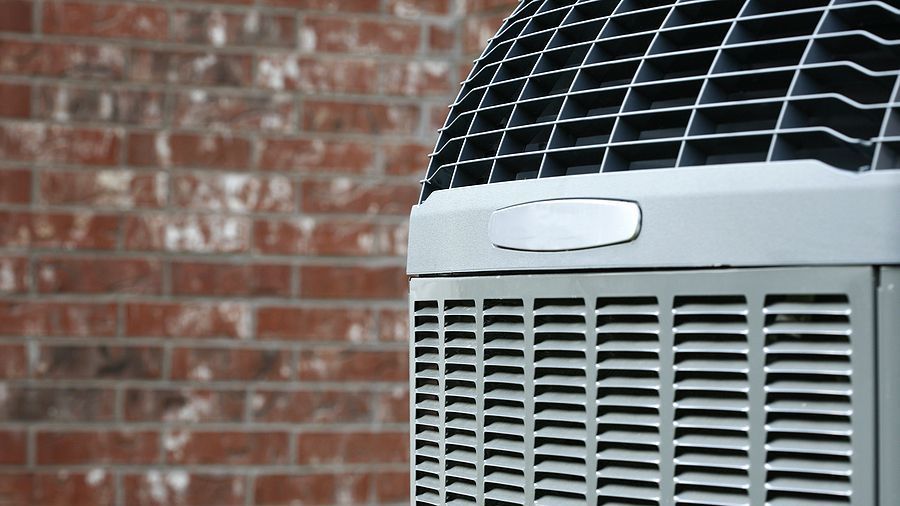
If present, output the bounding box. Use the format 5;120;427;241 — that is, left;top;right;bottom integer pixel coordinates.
414;300;442;506
533;298;589;506
420;0;900;202
483;299;527;506
443;300;479;505
672;296;750;505
596;296;661;505
763;294;854;505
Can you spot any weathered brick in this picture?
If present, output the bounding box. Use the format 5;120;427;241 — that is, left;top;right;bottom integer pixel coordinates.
254;475;336;506
43;1;168;40
429;23;455;53
173;91;292;131
32;472;116;506
37;430;159;465
0;431;27;465
387;0;452;16
0;82;30;118
263;0;379;11
123;214;251;253
40;169;166;209
257;55;379;94
128;132;252;170
35;85;164;126
297;348;407;382
378;308;410;342
258;138;374;173
297;431;408;465
257;306;376;342
0;123;120;165
172;9;294;47
384;142;432;175
381;60;453;96
125;302;252;339
171;262;292;298
0;211;119;250
123;473;245;506
0;386;116;422
35;345;163;380
0;256;28;293
300;265;407;299
374;388;409;424
130;48;253;87
0;41;126;79
251;390;373;424
298;16;355;53
0;301;117;337
36;257;162;294
253;218;384;256
0;170;30;204
172;173;295;213
171;347;291;381
303;100;419;135
300;179;419;215
124;388;245;423
164;431;289;465
358;20;421;54
0;344;27;378
0;0;32;32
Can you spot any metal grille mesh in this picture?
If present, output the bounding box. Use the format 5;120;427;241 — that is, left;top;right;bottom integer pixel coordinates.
410;268;874;505
420;0;900;202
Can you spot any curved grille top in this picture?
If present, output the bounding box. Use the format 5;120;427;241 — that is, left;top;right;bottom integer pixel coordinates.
420;0;900;202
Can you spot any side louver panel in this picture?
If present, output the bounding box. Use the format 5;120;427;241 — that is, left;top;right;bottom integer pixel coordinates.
410;268;875;506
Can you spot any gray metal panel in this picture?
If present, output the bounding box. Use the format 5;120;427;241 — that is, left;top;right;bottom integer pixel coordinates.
409;266;876;505
407;161;900;275
877;267;900;506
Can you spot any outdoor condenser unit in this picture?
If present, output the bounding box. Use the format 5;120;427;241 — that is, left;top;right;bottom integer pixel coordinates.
408;0;900;505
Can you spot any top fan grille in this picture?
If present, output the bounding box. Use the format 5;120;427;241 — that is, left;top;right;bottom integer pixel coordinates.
420;0;900;203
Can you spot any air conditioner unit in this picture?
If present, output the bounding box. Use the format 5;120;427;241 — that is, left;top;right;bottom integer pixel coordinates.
408;1;900;505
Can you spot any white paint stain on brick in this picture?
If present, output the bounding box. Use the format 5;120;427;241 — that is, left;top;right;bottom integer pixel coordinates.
299;27;317;52
166;470;190;493
207;11;227;47
146;471;168;502
258;56;299;90
154;132;172;167
244;10;260;33
192;54;217;74
168;393;213;423
192;364;212;381
0;260;15;292
163;430;191;455
86;468;106;486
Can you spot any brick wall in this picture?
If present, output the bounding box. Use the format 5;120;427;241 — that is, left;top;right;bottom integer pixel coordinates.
0;0;516;504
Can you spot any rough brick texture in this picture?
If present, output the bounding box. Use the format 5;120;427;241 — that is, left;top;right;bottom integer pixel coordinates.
0;0;515;504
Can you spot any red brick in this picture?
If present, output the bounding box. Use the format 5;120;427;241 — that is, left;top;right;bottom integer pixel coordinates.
0;41;126;79
130;48;253;87
0;170;30;204
0;344;27;378
374;388;409;423
36;345;162;380
0;301;117;337
172;173;295;213
297;348;407;382
429;24;455;53
0;123;120;166
384;143;432;175
36;85;164;126
172;262;292;298
303;100;419;135
0;82;30;118
123;214;251;253
297;431;408;465
173;91;292;131
371;471;410;503
36;257;161;294
171;347;291;381
251;390;373;424
464;11;508;53
34;472;116;506
387;0;451;16
125;302;252;339
124;388;245;423
301;265;407;300
358;20;420;54
0;474;31;505
43;1;168;40
430;102;451;132
128;132;251;170
264;0;379;10
0;0;32;32
0;386;116;422
254;474;336;506
0;431;26;465
0;211;119;250
164;431;289;465
301;179;419;215
123;473;245;506
37;430;159;465
299;16;354;52
0;256;28;293
40;169;166;209
254;218;384;256
257;307;375;342
258;138;374;173
257;55;378;94
381;60;453;96
379;308;409;342
172;10;294;47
